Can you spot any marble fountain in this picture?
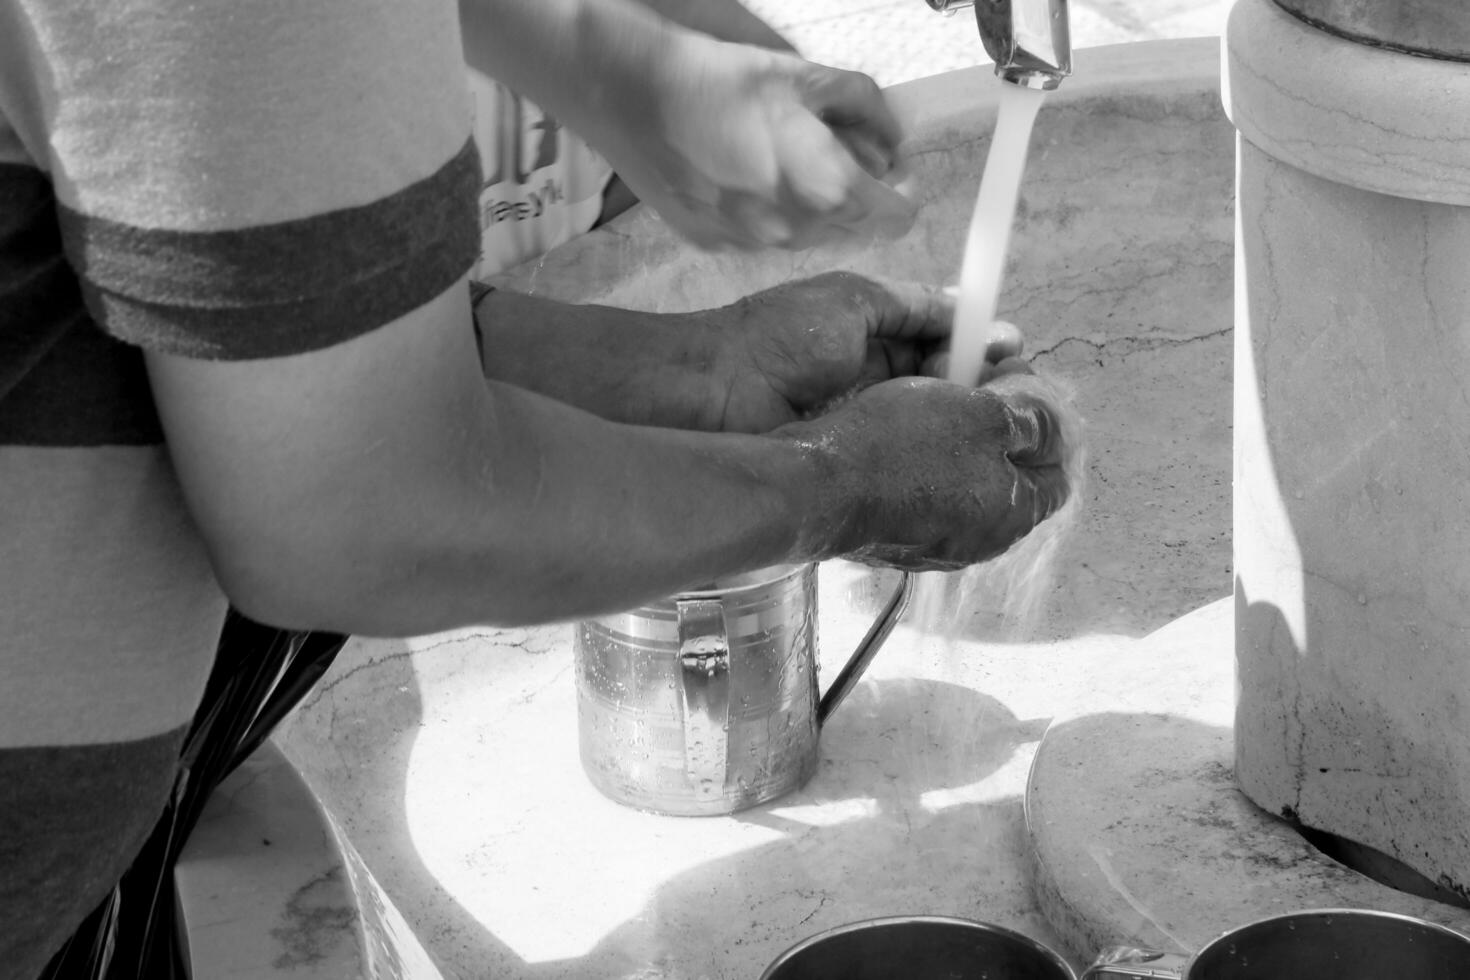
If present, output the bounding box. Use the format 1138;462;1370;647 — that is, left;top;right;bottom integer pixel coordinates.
170;7;1470;977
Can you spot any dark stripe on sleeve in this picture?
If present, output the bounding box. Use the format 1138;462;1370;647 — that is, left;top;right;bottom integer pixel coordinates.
0;727;187;980
60;137;483;361
0;163;162;446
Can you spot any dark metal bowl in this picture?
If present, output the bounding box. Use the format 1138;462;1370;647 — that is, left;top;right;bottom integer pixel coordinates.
760;916;1076;980
1188;909;1470;980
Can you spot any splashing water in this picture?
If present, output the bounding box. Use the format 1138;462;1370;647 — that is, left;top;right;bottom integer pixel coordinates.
914;82;1087;642
912;380;1086;643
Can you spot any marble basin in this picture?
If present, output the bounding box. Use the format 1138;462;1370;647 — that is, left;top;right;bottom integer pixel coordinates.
180;39;1239;980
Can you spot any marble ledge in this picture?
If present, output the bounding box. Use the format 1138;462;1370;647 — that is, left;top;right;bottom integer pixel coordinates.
175;741;443;980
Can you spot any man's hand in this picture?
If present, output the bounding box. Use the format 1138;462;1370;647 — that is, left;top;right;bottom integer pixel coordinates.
460;0;914;252
780;370;1074;571
703;272;1023;432
597;36;919;251
475;273;1022;434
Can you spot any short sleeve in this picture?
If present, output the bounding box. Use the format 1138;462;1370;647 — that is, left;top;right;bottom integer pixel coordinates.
11;0;482;360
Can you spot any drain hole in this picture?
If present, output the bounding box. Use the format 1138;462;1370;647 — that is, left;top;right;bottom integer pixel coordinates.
1291;821;1470;910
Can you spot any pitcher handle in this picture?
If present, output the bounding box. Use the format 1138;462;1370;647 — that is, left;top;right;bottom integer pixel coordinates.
1080;947;1189;979
675;596;732;798
817;571;914;725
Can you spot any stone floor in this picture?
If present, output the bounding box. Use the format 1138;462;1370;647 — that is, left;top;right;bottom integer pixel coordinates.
742;0;1224;87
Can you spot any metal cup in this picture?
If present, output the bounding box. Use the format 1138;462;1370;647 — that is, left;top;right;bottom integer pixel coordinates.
1084;909;1470;980
575;564;912;816
760;916;1077;980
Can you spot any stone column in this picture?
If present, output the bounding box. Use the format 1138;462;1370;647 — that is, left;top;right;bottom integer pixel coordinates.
1227;0;1470;898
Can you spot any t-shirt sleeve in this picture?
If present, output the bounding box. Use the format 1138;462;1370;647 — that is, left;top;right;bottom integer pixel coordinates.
24;0;481;361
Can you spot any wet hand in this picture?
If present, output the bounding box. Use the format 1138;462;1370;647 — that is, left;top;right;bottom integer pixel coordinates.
705;272;1022;433
607;37;919;251
781;370;1073;570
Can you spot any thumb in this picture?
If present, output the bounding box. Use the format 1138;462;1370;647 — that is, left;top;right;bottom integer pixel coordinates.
778;117;917;242
803;64;906;159
990;381;1070;469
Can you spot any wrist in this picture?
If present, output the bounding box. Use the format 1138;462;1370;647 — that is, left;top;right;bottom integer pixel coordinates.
773;417;862;563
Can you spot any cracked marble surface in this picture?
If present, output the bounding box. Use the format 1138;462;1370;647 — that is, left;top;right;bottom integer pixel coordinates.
180;24;1470;975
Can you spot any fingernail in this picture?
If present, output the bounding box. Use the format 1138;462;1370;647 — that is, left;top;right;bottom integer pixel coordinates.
1006;402;1054;462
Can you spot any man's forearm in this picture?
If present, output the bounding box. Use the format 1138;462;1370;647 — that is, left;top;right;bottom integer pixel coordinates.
474;288;728;431
245;378;842;636
361;379;840;632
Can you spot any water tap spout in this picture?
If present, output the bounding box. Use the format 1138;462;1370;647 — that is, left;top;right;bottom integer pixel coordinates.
925;0;1072;90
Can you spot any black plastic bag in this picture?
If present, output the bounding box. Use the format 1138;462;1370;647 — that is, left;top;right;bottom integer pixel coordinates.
38;613;348;980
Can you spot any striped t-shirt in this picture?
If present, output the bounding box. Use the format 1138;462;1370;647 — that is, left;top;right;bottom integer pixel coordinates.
0;0;480;975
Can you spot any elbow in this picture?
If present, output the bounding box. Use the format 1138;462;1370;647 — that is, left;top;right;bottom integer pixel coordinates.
201;527;443;638
204;524;546;637
207;541;393;637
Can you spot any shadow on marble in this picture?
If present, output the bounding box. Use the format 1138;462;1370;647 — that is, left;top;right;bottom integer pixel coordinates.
281;657;1077;978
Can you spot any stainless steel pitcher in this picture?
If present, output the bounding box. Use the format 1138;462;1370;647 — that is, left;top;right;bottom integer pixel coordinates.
574;563;913;816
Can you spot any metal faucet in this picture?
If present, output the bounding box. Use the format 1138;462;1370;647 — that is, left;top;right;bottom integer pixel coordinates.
925;0;1072;90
